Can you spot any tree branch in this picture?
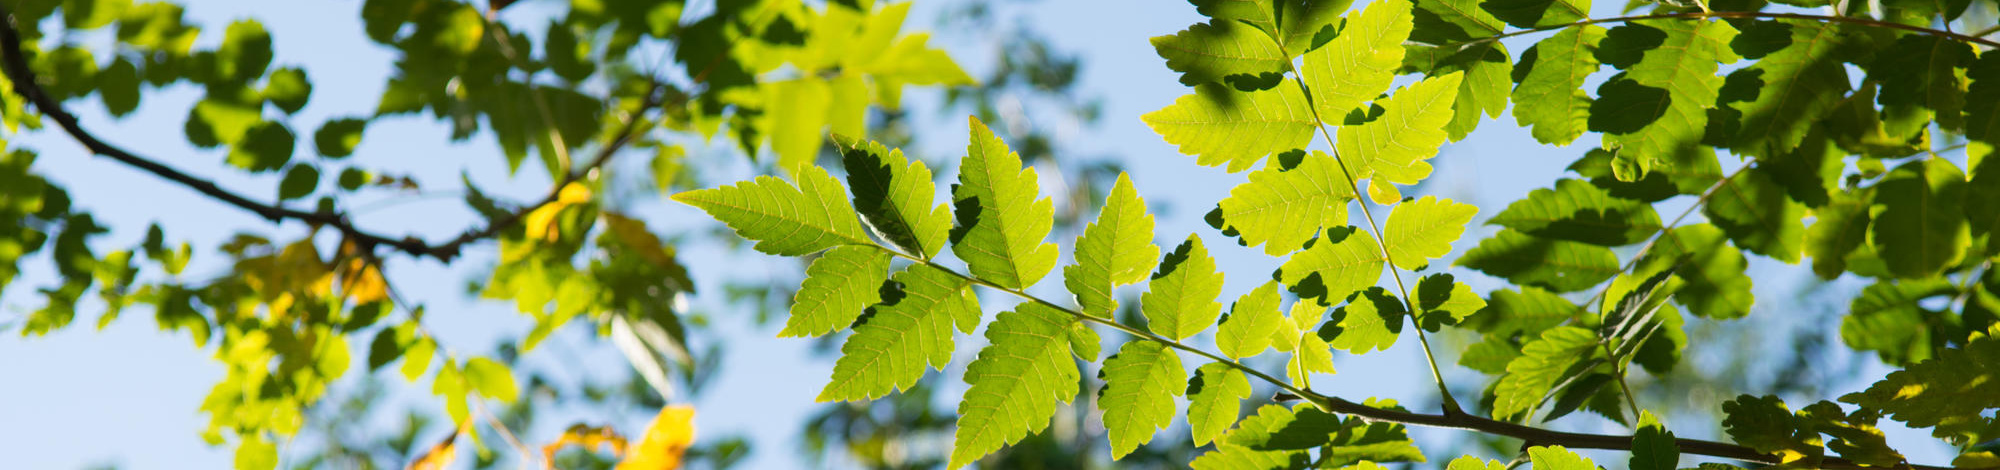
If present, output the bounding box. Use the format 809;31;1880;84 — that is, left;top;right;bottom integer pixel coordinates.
0;7;660;263
1437;11;2000;50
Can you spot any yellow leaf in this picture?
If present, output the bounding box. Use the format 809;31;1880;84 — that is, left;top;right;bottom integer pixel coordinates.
557;183;593;204
337;258;389;304
406;430;458;470
542;424;629;466
617;406;696;470
601;213;673;267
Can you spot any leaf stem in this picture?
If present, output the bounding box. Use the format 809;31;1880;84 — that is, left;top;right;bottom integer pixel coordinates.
1436;11;2000;50
1287;72;1463;416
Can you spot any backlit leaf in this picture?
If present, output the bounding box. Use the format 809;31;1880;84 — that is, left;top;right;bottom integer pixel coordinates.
1100;341;1185;459
1381;195;1477;270
1187;363;1251;446
952;303;1084;468
837;136;953;259
672;166;869;256
1301;0;1412;121
1218;151;1357;255
1142;234;1226;340
951;117;1059;289
780;245;891;338
1065;173;1159;318
1143;83;1316;172
818;264;979;401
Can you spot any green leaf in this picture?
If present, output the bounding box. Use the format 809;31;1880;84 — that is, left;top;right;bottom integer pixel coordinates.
1725;20;1850;157
1338;73;1464;186
1142;83;1315;172
1567;148;1680;202
1277;227;1384;306
366;327;404;371
1637;224;1754;319
836;136;952;259
1595;20;1738;173
1218;281;1287;359
819;264;978;401
99;58;140;117
1187;363;1251;446
1404;42;1512;140
1840;278;1958;366
400;336;435;381
277;164;318;201
1512;25;1606;146
235;434;277;470
1494;326;1599;419
952;117;1059;289
1099;341;1185;459
217;20;272;81
1798;401;1905;467
1412;0;1504;43
1632;412;1679;470
1971;155;1999;257
227;122;296;173
1491;179;1661;246
1280;301;1338;385
1152;20;1289;88
1870;158;1969;279
1065;173;1159;318
1527;446;1598;470
1705;167;1807;263
1842;329;2000;428
463;357;519;403
1219;151;1357;255
313;118;366;158
672;166;869;256
1806;189;1872;279
767;79;831;174
1415;273;1486;330
1481;0;1588;28
1275;0;1350;54
1227;404;1342;450
263;67;312;114
1300;0;1412;121
1459;336;1521;373
781;246;892;338
1319;401;1426;466
1142;234;1226;340
1381;195;1477;270
1447;456;1508;470
63;0;128;29
1459;230;1620;292
1967;50;2000;145
1720;395;1820;457
952;303;1083;468
1322;287;1405;354
1871;35;1975;131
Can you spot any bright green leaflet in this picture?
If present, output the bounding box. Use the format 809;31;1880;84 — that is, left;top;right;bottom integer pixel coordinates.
1189;405;1312;469
1337;73;1464;186
951;302;1082;468
1596;20;1738;175
1528;446;1599;470
1280;300;1338;385
819;264;978;402
1512;25;1605;145
1142;83;1315;172
1870;158;1969;279
1141;234;1226;340
1448;456;1508;470
1381;195;1477;270
769;78;832;174
1414;273;1487;329
1187;362;1251;446
672;166;869;256
952;116;1059;289
1064;173;1158;319
837;135;953;260
1218;151;1356;255
1319;404;1426;466
1704;167;1807;264
1325;287;1405;354
1404;41;1511;141
1277;227;1384;306
1152;19;1289;87
780;245;891;338
1631;412;1679;470
1218;281;1286;359
1099;341;1186;458
462;357;519;403
1300;0;1411;121
1494;326;1600;419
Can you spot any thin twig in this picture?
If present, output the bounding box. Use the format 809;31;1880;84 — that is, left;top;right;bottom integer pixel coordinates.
0;6;665;263
1434;11;2000;50
472;399;538;469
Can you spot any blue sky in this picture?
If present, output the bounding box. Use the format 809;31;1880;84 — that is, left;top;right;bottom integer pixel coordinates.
0;0;1963;468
